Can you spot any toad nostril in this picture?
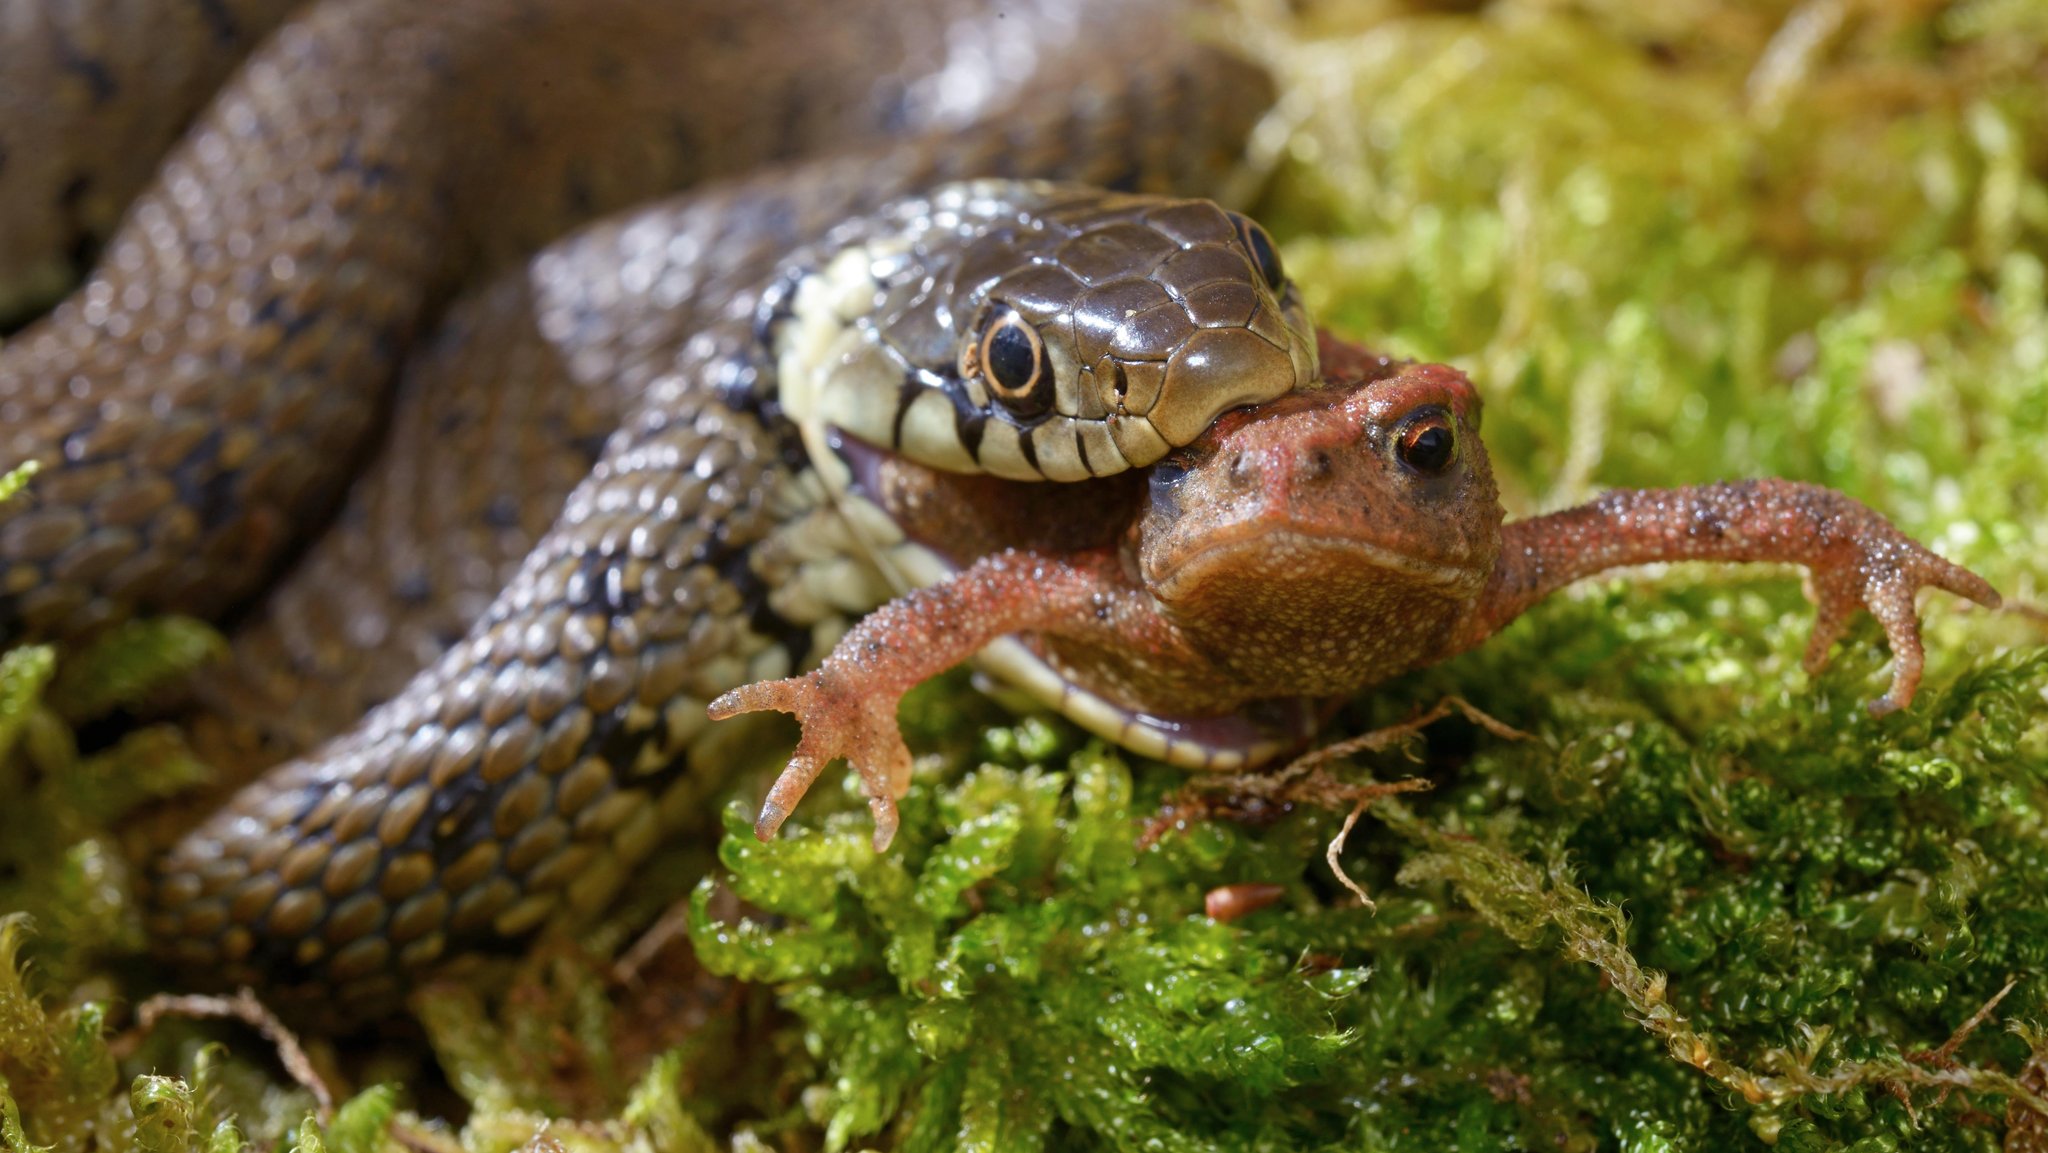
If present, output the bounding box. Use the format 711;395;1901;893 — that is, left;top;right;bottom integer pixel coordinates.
1302;449;1333;480
1227;452;1253;488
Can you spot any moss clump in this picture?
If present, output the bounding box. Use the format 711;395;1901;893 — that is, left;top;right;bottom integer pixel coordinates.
4;1;2048;1151
0;615;221;989
684;634;2048;1150
0;911;406;1153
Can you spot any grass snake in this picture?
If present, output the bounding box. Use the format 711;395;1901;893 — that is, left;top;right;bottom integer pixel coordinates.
0;0;1307;1014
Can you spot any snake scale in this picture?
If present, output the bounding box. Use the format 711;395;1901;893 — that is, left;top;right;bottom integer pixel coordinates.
0;0;1307;1012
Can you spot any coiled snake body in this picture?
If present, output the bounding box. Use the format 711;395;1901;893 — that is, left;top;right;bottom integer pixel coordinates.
0;0;1304;1009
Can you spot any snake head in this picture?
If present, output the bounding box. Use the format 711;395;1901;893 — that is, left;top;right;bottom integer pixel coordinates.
772;182;1319;484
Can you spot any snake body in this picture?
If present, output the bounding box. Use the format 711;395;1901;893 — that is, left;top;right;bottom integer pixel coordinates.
0;0;1299;1010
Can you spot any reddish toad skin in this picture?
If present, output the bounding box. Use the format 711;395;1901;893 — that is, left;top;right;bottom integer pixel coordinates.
711;338;2002;848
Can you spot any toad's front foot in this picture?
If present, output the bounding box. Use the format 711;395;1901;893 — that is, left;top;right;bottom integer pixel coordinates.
709;669;914;850
1799;510;2001;715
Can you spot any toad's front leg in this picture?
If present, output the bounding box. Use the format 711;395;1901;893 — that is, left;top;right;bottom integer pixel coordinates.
709;547;1203;849
1459;480;2002;714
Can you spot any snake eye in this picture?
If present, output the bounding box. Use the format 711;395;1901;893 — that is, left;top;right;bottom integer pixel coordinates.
1396;408;1457;475
968;308;1053;418
1231;213;1285;291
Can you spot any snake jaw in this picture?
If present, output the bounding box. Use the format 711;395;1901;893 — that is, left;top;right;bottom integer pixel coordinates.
978;635;1320;770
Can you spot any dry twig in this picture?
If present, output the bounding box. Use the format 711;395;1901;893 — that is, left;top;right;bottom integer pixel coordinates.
135;988;335;1119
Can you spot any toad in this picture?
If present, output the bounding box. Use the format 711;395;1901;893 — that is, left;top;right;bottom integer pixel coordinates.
712;334;2001;849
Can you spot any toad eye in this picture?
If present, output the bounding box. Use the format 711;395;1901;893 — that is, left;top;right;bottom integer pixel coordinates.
1396;408;1457;475
966;308;1053;418
1230;213;1285;291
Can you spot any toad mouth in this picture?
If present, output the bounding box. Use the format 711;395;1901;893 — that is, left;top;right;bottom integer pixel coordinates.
1152;525;1484;603
979;634;1325;770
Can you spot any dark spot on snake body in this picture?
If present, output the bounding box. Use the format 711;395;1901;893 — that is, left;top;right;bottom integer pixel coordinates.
370;326;401;368
665;113;701;167
51;35;115;106
711;342;807;469
874;79;914;135
167;427;242;532
571;703;693;811
771;85;814;162
569;431;611;463
193;0;240;42
252;295;321;342
753;264;806;348
64;227;99;290
498;101;537;146
426;774;492;850
335;138;398;188
565;174;594;217
394;572;432;604
691;528;812;670
592;708;651;775
418;45;457;80
484;496;521;529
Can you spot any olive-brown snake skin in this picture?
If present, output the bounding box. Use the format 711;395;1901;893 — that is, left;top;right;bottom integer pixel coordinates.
0;0;1300;1011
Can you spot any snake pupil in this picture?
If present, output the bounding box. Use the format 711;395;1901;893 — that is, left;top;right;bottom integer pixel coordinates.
1232;214;1285;291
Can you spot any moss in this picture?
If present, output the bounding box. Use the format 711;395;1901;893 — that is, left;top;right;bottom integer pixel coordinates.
683;641;2048;1150
2;1;2047;1151
0;623;218;986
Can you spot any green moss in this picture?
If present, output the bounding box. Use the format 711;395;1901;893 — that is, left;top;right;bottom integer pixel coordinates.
2;1;2047;1150
0;622;216;986
0;465;38;507
684;638;2048;1149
